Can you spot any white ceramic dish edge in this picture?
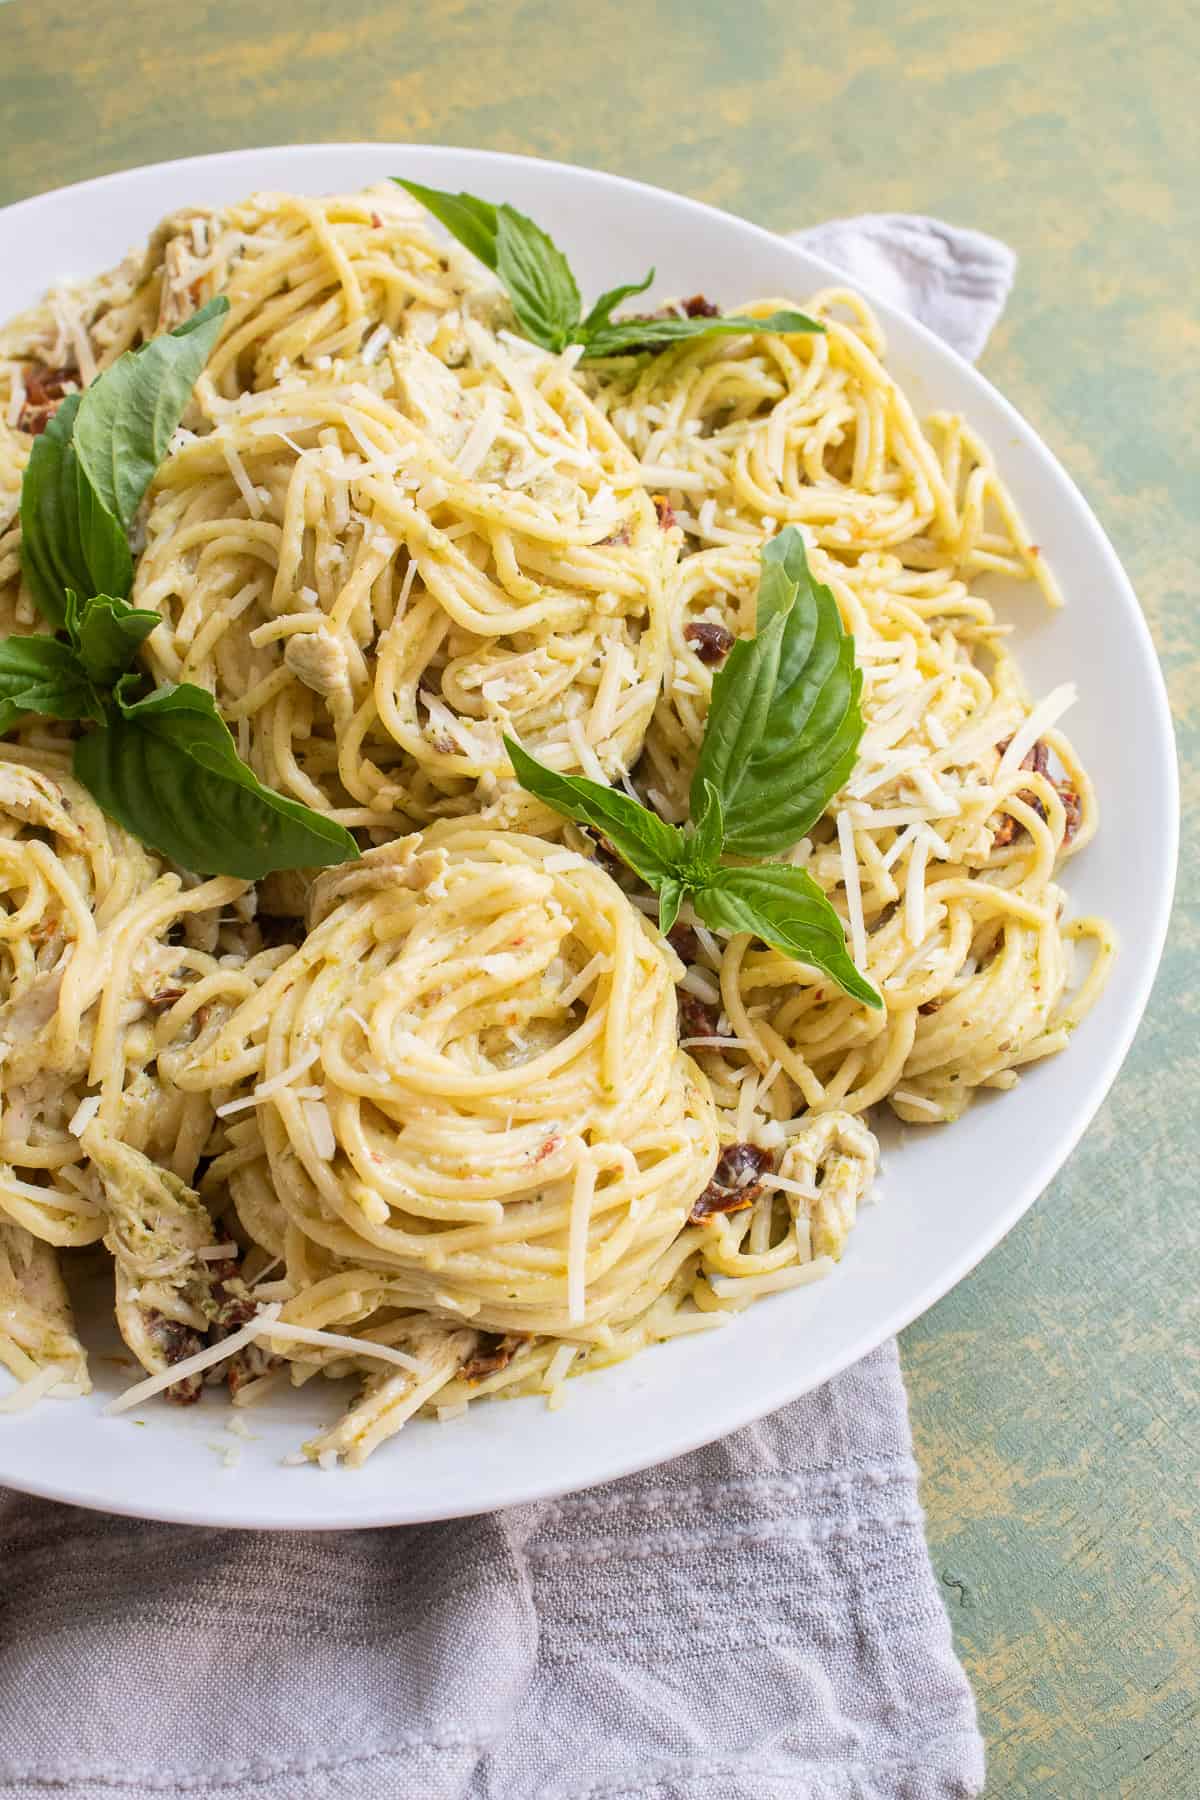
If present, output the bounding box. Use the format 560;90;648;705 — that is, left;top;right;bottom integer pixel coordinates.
0;145;1178;1528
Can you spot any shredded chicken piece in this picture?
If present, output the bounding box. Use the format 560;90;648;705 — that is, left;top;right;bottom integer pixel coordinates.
389;341;470;454
301;1326;475;1467
0;761;85;847
283;626;352;703
82;1127;230;1402
780;1112;879;1259
307;838;452;927
155;234;199;334
0;1222;90;1392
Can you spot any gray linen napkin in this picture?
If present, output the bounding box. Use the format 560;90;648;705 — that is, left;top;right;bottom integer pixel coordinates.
0;214;1013;1800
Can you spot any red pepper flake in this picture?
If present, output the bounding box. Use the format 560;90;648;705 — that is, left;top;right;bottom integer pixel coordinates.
653;495;677;532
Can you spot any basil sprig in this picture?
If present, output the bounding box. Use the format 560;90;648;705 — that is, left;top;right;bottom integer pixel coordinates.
395;179;824;360
507;528;881;1009
7;302;358;880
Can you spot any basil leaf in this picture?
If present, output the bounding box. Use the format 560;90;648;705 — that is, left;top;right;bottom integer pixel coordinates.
494;205;581;352
393;179;500;269
393;184;820;364
691;601;791;828
20;395;131;625
505;736;687;890
580;309;823;360
65;591;160;687
73;680;359;880
691;865;881;1009
580;270;655;337
688;779;724;880
657;876;685;938
694;529;866;858
726;647;864;857
395;183;582;352
0;634;103;733
19;301;226;625
72;297;228;530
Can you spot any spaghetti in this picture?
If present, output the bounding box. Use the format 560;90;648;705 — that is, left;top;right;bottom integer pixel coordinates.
0;188;1111;1462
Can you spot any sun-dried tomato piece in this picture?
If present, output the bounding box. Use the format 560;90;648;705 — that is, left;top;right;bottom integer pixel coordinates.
18;363;78;436
689;1142;774;1222
667;922;702;963
677;991;720;1041
460;1332;529;1383
991;738;1077;847
684;620;735;664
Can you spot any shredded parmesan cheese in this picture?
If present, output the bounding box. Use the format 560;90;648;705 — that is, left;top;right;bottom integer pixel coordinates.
67;1093;101;1138
104;1306;283;1416
215;1045;321;1117
997;683;1077;780
836;812;867;972
0;1363;70;1414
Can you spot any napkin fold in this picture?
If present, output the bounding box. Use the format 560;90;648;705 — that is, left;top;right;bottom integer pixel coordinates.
0;211;1012;1800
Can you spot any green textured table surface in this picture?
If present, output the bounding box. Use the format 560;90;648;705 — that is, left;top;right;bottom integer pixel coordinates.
1;2;1195;1792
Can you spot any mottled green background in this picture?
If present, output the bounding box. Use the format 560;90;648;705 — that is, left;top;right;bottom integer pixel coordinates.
1;0;1195;1792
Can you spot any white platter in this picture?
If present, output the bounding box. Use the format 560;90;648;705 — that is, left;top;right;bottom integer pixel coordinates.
0;144;1177;1528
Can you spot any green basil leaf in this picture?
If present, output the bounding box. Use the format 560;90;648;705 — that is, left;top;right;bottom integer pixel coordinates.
693;529;866;858
754;538;803;634
656;876;685;938
579;269;655;337
19;302;225;625
494;205;581;352
691;601;791;828
726;649;864;857
691;864;881;1009
392;179;500;269
65;591;161;687
73;680;359;879
580;309;823;360
72;297;228;530
19;395;131;625
688;779;724;880
505;735;687;890
0;634;104;733
396;183;581;352
396;182;583;349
